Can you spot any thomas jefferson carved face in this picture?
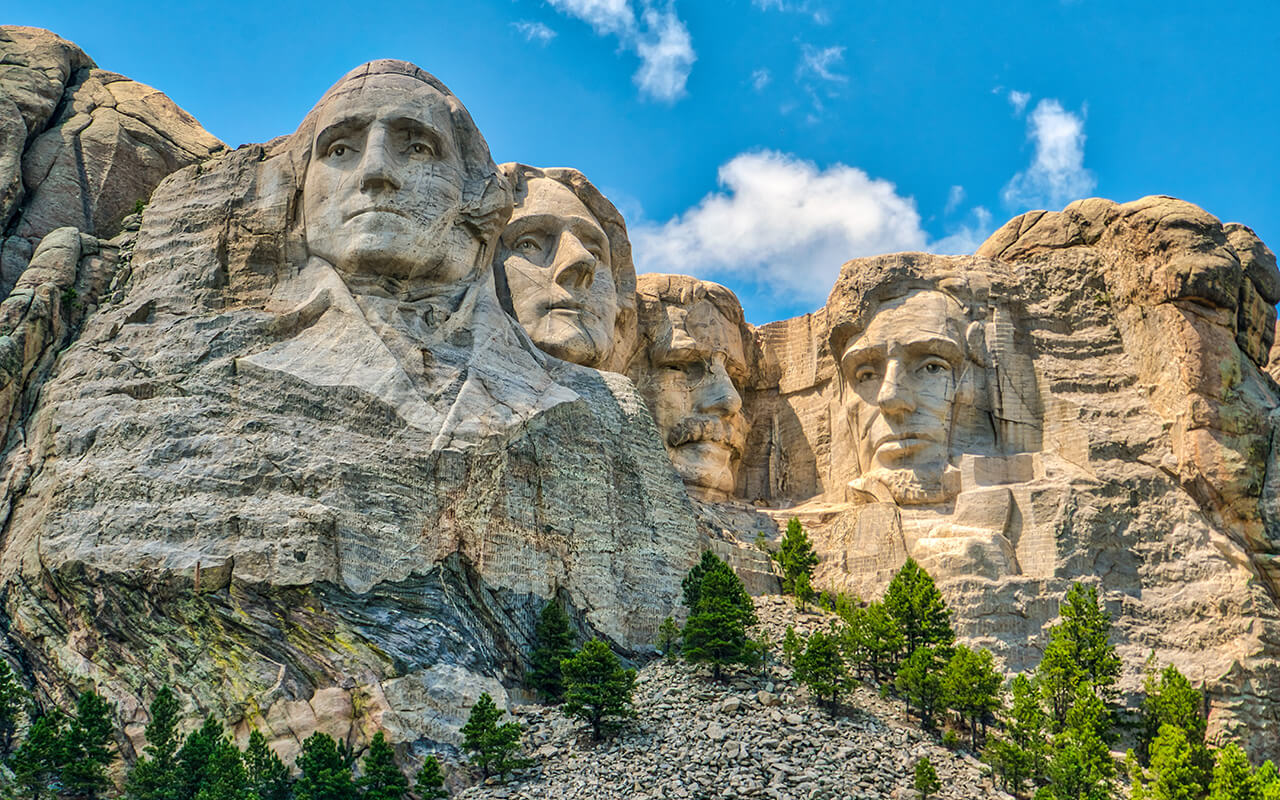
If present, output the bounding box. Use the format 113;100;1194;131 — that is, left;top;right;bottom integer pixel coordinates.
632;282;748;500
302;73;474;285
841;290;967;503
498;177;619;367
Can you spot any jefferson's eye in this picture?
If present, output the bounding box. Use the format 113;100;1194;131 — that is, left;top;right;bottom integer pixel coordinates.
329;144;348;158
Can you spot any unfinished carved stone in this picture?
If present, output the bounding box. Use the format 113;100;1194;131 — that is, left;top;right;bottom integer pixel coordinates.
629;274;751;501
495;164;636;372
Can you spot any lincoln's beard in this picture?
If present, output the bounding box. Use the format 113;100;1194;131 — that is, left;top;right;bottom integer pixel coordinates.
849;463;960;506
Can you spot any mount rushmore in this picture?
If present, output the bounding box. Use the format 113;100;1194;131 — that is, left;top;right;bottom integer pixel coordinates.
2;26;1280;762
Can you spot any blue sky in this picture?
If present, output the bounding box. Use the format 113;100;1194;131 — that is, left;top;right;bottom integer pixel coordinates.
15;1;1280;324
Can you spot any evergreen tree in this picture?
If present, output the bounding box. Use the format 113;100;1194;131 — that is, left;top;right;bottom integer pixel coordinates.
914;757;941;800
358;732;407;800
295;732;357;800
1139;661;1206;766
781;626;802;667
942;645;1003;750
178;717;226;800
242;730;291;800
1042;687;1115;800
459;693;529;780
526;600;577;702
681;550;724;610
681;555;757;680
1207;742;1258;800
983;674;1048;796
655;617;681;661
1038;584;1120;729
793;627;850;713
195;737;248;800
413;755;448;799
13;708;66;800
841;601;904;683
883;559;954;657
774;518;819;596
126;687;184;800
1145;723;1210;800
560;640;637;740
61;690;115;800
895;648;946;730
0;660;27;756
1255;760;1280;800
792;572;813;612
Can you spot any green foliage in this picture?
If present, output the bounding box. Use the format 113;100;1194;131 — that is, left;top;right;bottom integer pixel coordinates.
178;717;226;800
0;660;26;756
681;550;723;611
358;732;407;800
561;639;637;740
656;616;682;660
413;755;448;799
680;554;757;680
1139;660;1206;765
792;572;813;611
793;627;850;712
243;730;291;800
459;693;530;780
774;518;819;596
984;674;1049;796
942;645;1003;750
526;600;577;702
126;687;184;800
133;199;148;216
1038;584;1120;729
1145;724;1209;800
941;730;960;749
61;690;115;800
194;737;247;800
1255;760;1280;800
13;708;67;800
883;559;954;657
1207;742;1259;800
896;647;946;730
840;600;904;683
781;626;801;667
914;757;941;800
1041;686;1115;800
295;732;356;800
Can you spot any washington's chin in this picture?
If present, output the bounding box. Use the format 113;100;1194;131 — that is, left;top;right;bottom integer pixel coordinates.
527;315;610;367
671;441;736;497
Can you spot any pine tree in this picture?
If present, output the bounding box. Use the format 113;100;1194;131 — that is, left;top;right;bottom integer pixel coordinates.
914;757;941;800
295;732;357;800
195;737;248;800
774;518;819;596
1139;661;1206;765
883;559;954;657
896;647;946;730
1042;686;1115;800
942;645;1003;750
459;693;530;780
681;550;724;610
792;572;813;611
655;617;681;661
1038;584;1120;729
560;639;637;740
1207;742;1258;800
12;708;66;800
0;660;27;756
681;554;757;681
61;690;115;800
793;627;850;713
1145;723;1209;800
358;732;407;800
126;687;184;800
841;600;904;683
781;626;802;667
242;730;291;800
413;755;448;799
526;600;577;702
983;674;1048;796
1255;760;1280;800
178;717;226;800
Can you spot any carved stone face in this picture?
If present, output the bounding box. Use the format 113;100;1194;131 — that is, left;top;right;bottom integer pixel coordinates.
499;177;618;367
841;290;966;500
303;73;473;284
635;295;748;499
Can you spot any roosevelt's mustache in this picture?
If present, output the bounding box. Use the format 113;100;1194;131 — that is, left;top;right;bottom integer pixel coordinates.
667;415;746;456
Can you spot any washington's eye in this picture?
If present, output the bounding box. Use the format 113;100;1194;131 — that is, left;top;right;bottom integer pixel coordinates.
410;142;433;156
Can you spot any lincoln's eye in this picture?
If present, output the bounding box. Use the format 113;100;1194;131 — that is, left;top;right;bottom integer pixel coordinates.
854;366;877;383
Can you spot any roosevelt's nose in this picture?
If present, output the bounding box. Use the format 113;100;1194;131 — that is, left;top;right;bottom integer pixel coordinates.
694;360;743;417
875;359;915;416
357;127;402;193
551;231;596;292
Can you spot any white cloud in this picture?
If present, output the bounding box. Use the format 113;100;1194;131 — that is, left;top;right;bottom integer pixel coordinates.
944;185;966;215
1007;89;1030;115
798;44;847;83
632;151;930;303
751;68;771;91
753;0;829;23
512;21;557;44
547;0;695;102
932;207;994;255
1002;98;1096;210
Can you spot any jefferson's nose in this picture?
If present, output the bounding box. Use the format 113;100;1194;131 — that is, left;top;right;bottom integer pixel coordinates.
552;231;596;292
357;128;401;193
876;359;915;416
694;360;743;418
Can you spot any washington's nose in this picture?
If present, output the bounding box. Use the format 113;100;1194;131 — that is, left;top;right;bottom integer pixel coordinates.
876;359;915;416
694;361;743;417
552;231;596;291
357;128;401;193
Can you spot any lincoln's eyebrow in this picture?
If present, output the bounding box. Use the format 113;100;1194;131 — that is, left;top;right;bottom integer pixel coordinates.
902;335;964;363
315;114;372;152
841;342;884;368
